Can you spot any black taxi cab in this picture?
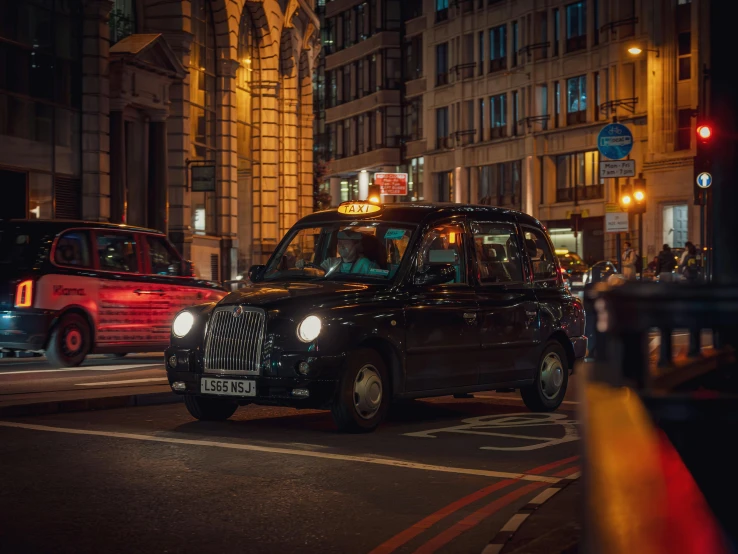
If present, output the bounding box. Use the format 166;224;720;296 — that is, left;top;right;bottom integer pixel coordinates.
0;220;225;367
166;202;587;432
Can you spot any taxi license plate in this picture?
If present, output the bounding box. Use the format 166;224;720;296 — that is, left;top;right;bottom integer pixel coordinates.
200;377;256;397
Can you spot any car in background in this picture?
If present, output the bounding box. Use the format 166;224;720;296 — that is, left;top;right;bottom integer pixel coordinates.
0;220;226;367
556;250;589;289
585;261;619;284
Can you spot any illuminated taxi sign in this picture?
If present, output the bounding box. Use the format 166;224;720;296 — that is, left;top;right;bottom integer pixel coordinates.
337;202;381;215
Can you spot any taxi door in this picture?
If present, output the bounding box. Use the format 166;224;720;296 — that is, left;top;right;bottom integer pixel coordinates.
140;233;226;345
471;221;540;385
93;229;157;346
403;219;481;392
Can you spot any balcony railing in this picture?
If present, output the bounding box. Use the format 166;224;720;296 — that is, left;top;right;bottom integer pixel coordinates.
436;136;453;150
453;129;476;146
452;63;476;81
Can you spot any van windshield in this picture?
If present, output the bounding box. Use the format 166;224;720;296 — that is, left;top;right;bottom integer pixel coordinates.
0;225;41;271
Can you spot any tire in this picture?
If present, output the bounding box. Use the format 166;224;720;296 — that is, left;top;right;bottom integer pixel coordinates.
45;313;92;368
520;341;569;412
184;395;238;421
331;349;389;433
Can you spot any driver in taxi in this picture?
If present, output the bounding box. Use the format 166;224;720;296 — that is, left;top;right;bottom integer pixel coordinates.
296;230;379;275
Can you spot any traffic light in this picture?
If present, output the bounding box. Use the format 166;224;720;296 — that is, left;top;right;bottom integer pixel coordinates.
367;184;381;204
631;177;646;214
694;119;713;205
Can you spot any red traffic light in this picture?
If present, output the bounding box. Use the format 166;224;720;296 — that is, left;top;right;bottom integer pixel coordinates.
697;125;712;140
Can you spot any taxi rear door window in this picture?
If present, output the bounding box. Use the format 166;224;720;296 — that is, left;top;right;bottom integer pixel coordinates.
54;231;92;268
96;232;139;273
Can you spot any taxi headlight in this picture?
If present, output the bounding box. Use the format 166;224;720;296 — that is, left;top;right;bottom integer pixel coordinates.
173;311;195;338
297;315;322;343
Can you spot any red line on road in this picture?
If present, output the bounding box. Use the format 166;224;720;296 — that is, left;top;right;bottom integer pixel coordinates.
367;455;579;554
411;482;548;554
553;465;580;477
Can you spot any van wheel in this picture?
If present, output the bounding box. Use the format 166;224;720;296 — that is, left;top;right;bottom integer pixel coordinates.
184;395;238;421
520;342;569;412
45;313;91;368
331;349;389;433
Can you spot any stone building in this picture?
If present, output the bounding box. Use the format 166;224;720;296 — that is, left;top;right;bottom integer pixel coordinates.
317;0;702;264
0;0;320;280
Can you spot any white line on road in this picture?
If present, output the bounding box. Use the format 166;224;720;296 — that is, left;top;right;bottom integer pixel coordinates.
75;378;168;386
0;421;562;484
0;364;157;376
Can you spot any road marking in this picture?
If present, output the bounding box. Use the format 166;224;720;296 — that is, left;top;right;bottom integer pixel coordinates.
0;421;561;483
75;378;168;386
413;482;548;554
368;455;579;554
0;364;157;376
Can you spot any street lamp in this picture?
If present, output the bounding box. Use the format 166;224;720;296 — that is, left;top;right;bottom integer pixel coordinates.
620;194;632;208
628;46;660;58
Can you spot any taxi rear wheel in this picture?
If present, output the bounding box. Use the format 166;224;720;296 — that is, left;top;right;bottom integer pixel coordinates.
184;395;238;421
331;349;389;433
520;342;568;412
45;313;91;368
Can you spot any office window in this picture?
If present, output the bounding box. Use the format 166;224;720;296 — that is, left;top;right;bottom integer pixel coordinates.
436;107;449;149
554;81;561;128
478;31;485;75
404;36;423;80
553;8;560;56
436;43;449;85
566;75;586;125
489;25;507;72
555;151;603;202
512;91;520;135
593;0;599;45
489;93;506;139
357;115;364;153
478;161;521;209
512;21;519;67
678;32;691;80
385;47;402;90
368;55;377;92
677;109;692;151
565;1;586;53
405;97;423;141
342;66;351;103
479;98;485;141
384;0;401;31
594;71;600;120
435;0;448;22
343;119;351;156
356;60;364;98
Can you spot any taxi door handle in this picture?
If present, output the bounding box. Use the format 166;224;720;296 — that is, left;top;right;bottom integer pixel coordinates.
135;289;166;295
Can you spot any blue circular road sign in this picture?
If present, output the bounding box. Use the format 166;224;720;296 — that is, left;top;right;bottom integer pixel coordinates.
597;123;634;160
696;172;712;188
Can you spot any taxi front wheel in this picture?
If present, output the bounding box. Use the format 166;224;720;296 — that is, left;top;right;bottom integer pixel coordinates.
331;349;389;433
520;342;569;412
45;313;91;368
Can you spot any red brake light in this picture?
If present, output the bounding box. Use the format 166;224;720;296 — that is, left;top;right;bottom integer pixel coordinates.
696;125;712;140
15;280;34;308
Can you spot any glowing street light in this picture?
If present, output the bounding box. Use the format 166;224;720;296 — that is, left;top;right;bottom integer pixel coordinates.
620;194;632;207
634;190;645;202
627;45;660;58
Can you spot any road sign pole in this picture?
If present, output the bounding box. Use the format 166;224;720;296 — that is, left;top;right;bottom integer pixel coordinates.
616;233;622;274
638;212;644;280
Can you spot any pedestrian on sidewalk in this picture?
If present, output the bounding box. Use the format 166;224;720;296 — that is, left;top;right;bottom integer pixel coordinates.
680;242;702;283
622;242;637;280
656;243;676;283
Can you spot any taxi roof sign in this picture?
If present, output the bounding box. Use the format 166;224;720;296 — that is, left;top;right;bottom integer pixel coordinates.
337;202;381;215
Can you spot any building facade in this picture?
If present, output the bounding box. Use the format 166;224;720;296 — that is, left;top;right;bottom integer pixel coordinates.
318;0;701;265
0;0;320;280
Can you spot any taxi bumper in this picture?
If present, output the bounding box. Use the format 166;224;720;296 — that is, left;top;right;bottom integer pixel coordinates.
164;346;343;409
0;309;55;351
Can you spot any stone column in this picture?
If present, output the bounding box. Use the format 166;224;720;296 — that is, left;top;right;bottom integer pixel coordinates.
330;177;342;206
298;67;314;218
81;0;113;221
148;109;169;233
109;105;126;223
252;78;281;263
279;83;300;236
126;116;148;227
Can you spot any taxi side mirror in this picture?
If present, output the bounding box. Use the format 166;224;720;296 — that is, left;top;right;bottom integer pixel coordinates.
414;263;456;286
248;264;265;283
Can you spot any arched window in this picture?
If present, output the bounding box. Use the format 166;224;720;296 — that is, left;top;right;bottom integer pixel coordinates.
237;10;260;175
190;0;217;235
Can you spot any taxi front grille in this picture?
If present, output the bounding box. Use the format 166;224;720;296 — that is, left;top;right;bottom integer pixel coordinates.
203;306;265;375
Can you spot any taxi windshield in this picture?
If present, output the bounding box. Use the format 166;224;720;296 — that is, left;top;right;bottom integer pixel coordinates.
262;222;416;282
558;253;586;269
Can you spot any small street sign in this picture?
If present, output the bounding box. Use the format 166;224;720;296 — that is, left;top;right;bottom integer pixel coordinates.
605;203;620;213
191;165;216;192
696;172;713;188
597;123;634;160
375;173;408;195
605;212;629;233
600;160;636;178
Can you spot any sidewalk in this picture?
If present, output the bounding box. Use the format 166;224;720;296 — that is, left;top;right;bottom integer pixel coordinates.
485;478;581;554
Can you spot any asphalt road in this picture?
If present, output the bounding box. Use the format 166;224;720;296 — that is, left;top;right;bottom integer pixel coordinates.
0;389;582;554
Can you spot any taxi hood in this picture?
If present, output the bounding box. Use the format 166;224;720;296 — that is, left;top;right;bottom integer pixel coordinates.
219;280;387;310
